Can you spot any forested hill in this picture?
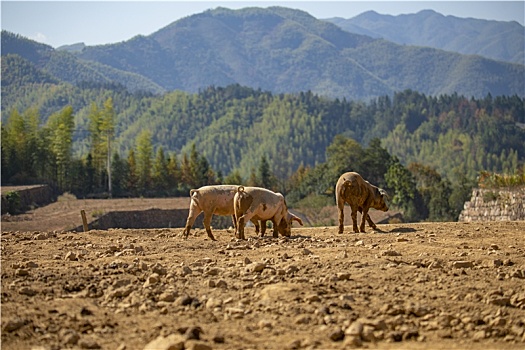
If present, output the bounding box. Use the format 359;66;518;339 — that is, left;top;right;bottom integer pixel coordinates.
326;9;525;65
2;6;525;100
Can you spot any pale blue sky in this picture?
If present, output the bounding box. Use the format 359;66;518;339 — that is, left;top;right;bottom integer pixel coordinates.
2;1;524;48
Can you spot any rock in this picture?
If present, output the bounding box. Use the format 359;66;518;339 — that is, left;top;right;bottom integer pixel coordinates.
258;319;273;329
143;273;160;288
212;334;225;343
184;326;203;340
452;261;474;269
78;337;101;349
381;250;401;257
3;318;26;332
143;334;185;350
24;261;38;268
151;263;167;275
15;268;29;276
302;248;313;255
185;342;212;350
206;297;222;310
305;293;321;303
329;327;345;341
159;291;177;302
181;266;192;276
60;329;80;345
65;251;78;261
472;330;486;341
487;296;511;306
246;262;266;273
215;280;228;289
176;295;193;306
204;267;221;276
19;286;37;296
294;314;311;324
337;273;351;281
343;335;362;347
345;321;363;337
428;261;443;269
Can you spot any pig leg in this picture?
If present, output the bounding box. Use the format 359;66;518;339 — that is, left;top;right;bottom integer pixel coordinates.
337;196;345;234
183;205;201;238
365;214;377;230
359;207;369;233
203;211;216;241
350;205;359;233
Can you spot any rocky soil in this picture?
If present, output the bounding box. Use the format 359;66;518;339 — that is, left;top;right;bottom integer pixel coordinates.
2;221;525;350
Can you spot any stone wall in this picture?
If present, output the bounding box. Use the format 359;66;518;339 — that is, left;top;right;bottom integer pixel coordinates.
1;185;56;214
73;208;232;232
459;187;525;222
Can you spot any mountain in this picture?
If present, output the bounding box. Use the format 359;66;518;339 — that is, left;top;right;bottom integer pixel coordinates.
73;7;524;100
325;9;525;65
2;8;525;100
1;31;165;94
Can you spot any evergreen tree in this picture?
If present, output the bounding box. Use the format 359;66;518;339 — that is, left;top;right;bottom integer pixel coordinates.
258;155;275;189
152;147;170;195
111;152;128;197
136;130;153;195
167;153;181;194
127;149;138;196
224;169;243;185
47;106;75;191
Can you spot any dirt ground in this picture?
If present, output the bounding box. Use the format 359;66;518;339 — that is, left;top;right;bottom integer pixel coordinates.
2;218;525;350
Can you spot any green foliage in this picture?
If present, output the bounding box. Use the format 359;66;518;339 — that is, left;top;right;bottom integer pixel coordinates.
4;191;21;214
478;167;525;189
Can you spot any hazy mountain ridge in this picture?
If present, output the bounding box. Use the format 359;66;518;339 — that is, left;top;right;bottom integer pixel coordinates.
2;6;524;101
326;9;525;65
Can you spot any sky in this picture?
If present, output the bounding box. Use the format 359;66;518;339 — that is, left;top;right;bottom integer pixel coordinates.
2;1;524;48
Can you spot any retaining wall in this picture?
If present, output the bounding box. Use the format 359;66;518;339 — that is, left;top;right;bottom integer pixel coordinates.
1;185;56;214
458;187;525;222
74;208;232;232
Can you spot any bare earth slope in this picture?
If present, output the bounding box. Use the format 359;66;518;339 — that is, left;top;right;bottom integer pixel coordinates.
2;222;524;350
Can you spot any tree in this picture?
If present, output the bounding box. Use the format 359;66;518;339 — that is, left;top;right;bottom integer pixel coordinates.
258;155;276;190
167;153;181;194
152;147;170;195
136;130;153;195
47;106;75;191
87;98;115;192
224;169;243;185
326;135;365;180
385;157;422;221
111;152;128;197
127;149;138;195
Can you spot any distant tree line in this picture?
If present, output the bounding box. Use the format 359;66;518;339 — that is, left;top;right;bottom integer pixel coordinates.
2;87;524;222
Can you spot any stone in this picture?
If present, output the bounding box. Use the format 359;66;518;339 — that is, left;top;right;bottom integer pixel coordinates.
345;321;363;337
65;251;78;261
159;291;177;302
329;327;345;341
185;342;212;350
78;337;101;349
15;268;29;276
215;280;228;289
381;250;401;257
3;318;26;332
19;286;37;296
143;334;185;350
452;261;474;269
143;273;160;288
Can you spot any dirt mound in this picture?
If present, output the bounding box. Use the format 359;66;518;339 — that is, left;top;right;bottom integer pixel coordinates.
2;221;524;349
